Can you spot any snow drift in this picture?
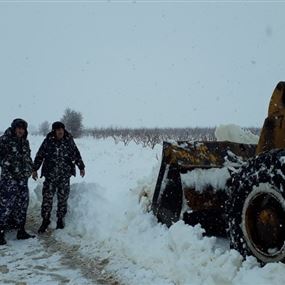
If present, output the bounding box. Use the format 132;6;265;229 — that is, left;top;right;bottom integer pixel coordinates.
215;124;259;144
27;129;285;285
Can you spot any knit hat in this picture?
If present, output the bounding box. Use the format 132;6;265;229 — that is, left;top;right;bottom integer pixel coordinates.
52;121;65;131
11;118;28;130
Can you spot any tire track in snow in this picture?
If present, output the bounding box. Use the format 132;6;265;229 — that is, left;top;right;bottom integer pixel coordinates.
28;208;121;285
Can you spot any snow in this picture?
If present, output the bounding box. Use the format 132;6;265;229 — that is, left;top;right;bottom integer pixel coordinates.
181;167;231;192
4;126;285;284
0;227;92;284
215;124;259;144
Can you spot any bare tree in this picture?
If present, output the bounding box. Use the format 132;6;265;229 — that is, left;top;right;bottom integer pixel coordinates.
38;121;50;136
61;108;84;138
82;126;260;148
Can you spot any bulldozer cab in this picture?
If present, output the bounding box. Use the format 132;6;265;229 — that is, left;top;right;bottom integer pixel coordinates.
256;81;285;154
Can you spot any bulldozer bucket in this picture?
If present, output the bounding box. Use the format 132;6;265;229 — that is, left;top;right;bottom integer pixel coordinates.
152;141;256;229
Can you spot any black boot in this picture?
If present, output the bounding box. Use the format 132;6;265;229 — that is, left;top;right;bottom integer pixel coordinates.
0;230;7;245
17;227;35;240
56;218;64;229
38;219;50;234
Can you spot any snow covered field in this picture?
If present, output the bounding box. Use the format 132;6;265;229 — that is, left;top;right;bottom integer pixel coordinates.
2;128;285;284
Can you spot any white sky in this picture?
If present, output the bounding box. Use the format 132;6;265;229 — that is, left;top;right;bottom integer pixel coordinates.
0;1;284;130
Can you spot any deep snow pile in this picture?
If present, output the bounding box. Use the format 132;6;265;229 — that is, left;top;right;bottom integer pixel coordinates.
27;128;285;285
215;124;259;144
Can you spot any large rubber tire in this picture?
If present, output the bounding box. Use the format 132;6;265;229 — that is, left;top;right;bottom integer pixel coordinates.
226;149;285;263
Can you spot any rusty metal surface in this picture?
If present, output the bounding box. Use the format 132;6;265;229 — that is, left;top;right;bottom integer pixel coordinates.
184;187;228;211
152;140;256;231
152;141;256;231
163;141;256;169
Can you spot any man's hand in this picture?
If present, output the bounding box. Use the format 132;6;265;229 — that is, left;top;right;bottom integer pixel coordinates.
32;171;38;181
80;169;85;177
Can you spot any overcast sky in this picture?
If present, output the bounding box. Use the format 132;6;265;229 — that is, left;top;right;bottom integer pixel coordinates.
0;1;284;131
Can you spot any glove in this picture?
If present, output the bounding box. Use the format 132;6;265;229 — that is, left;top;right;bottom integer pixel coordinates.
32;171;38;181
80;169;85;177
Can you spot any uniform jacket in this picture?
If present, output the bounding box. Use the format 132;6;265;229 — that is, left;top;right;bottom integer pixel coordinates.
0;128;33;180
33;130;85;179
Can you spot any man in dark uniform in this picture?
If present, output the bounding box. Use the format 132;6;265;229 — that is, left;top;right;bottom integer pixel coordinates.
32;121;85;233
0;118;35;245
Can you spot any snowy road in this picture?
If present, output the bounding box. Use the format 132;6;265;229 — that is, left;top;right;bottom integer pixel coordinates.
3;132;285;284
0;233;90;285
0;205;118;285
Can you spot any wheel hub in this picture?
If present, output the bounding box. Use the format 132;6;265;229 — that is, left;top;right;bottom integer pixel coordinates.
256;208;282;248
242;185;285;262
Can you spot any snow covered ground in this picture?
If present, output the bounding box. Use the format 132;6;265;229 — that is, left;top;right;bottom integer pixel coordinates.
0;232;93;285
2;126;285;284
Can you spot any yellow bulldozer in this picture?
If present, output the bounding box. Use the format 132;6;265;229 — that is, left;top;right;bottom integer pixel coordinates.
152;81;285;264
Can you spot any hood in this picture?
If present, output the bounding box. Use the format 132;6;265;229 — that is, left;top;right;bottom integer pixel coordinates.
46;129;71;141
4;127;28;140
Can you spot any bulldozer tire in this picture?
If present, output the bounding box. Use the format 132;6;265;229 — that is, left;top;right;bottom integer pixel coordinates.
226;149;285;263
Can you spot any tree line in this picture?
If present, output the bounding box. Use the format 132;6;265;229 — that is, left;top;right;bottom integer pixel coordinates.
33;108;260;148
